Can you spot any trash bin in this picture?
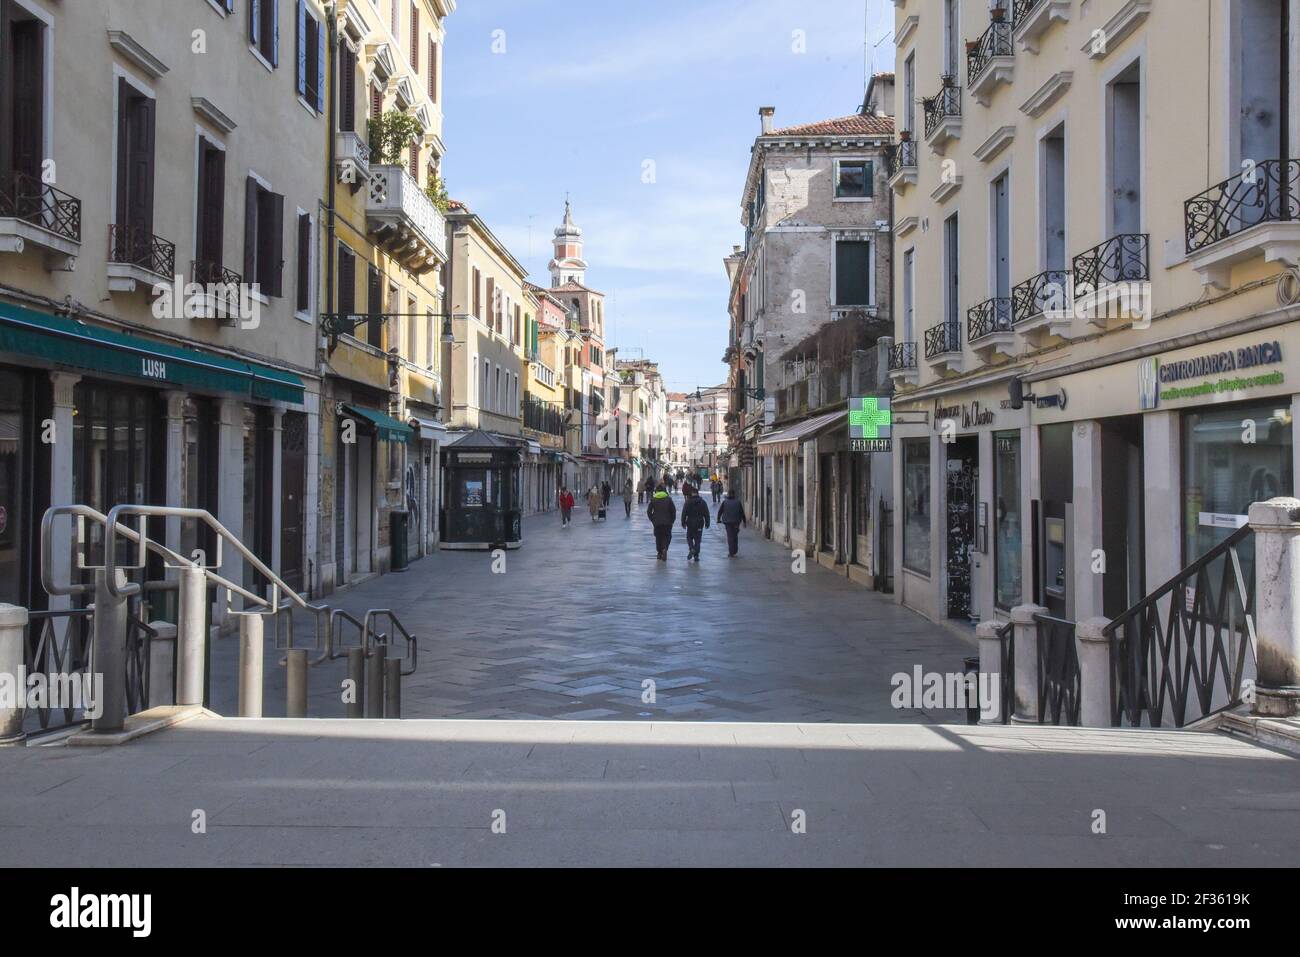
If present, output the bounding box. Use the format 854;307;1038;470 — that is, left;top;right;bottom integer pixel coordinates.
391;511;409;572
963;656;981;724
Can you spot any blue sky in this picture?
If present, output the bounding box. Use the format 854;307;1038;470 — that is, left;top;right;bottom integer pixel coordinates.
442;0;896;392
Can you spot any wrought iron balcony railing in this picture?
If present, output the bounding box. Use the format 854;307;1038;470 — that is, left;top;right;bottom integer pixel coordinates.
1011;268;1070;323
108;223;176;278
1185;158;1300;254
967;297;1014;341
191;259;242;287
967;19;1014;86
1071;233;1149;295
0;169;82;243
923;321;961;359
922;83;962;140
884;140;919;177
1012;0;1045;29
888;341;918;371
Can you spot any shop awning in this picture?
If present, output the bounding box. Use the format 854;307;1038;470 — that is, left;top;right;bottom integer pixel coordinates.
408;415;447;440
756;408;847;457
0;300;305;403
526;440;542;455
342;403;413;443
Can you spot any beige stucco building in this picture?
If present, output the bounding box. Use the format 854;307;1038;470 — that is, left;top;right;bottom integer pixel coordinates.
889;0;1298;630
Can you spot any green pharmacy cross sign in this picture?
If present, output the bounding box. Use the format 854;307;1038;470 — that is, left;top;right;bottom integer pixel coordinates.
849;395;892;452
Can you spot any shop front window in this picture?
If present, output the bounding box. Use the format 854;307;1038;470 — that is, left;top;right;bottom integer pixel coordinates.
794;454;805;529
902;439;930;575
1182;401;1294;567
994;431;1022;611
0;369;28;606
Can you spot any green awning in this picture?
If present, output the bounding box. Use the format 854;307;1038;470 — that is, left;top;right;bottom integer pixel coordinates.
0;301;305;403
342;403;413;444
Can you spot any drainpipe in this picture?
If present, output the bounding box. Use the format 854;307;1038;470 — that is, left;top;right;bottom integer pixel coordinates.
325;6;338;341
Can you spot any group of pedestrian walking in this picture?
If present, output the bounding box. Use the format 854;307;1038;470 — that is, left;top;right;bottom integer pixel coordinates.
559;475;747;560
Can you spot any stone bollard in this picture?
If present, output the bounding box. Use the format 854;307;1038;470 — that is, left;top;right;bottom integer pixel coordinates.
1249;498;1300;718
1074;617;1113;728
237;614;264;718
176;566;207;707
146;621;178;710
1010;604;1047;724
976;620;1008;725
0;604;30;744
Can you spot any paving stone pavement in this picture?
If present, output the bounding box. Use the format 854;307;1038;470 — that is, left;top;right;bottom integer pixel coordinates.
2;718;1297;867
208;493;976;722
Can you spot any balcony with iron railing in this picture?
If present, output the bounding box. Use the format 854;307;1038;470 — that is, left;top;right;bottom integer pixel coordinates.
190;259;245;325
1071;233;1150;329
107;223;176;294
1012;0;1073;55
887;340;919;386
922;81;962;153
923;321;964;374
1011;267;1075;343
884;138;919;191
366;165;447;274
0;169;82;269
1184;158;1300;290
967;297;1016;361
967;15;1015;104
335;131;372;187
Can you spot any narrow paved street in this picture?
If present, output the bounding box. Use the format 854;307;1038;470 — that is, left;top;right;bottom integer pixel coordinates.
210;493;973;723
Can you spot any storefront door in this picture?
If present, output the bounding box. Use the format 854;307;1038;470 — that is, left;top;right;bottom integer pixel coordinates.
0;368;33;608
280;411;306;592
945;437;978;619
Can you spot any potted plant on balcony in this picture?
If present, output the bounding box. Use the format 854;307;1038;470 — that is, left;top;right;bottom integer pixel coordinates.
424;173;451;214
966;39;980;54
368;110;425;166
991;5;1008;21
941;73;956;87
899;128;912;142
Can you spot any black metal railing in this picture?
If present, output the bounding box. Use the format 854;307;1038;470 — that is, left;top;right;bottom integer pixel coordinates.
1034;613;1080;725
0;169;82;243
888;341;917;371
22;608;93;734
1012;0;1044;29
1104;524;1255;729
191;258;243;287
923;321;960;359
109;223;176;278
1011;268;1070;324
523;395;565;436
124;615;158;719
1072;233;1149;296
967;297;1014;341
1185;158;1300;254
968;19;1014;86
923;83;962;140
997;618;1015;724
320;312;389;338
884;139;919;177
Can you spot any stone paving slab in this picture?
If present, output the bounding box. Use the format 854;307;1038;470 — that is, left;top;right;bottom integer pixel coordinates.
206;496;975;723
1;717;1297;867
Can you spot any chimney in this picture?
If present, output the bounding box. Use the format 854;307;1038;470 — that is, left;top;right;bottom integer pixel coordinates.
759;106;774;135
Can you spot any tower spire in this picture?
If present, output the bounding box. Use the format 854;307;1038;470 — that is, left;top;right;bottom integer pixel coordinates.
549;196;587;287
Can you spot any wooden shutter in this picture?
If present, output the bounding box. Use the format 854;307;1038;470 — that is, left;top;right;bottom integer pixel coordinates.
250;0;262;49
115;79;130;228
10;18;44;178
198;143;225;266
272;0;281;68
371;84;382;123
262;190;285;297
428;39;437;102
128;92;156;237
315;18;326;112
244;177;259;282
408;142;419;182
295;0;307;99
340;46;356;132
485;277;495;331
367;266;383;347
296;213;311;314
410;5;419;71
337;245;356;315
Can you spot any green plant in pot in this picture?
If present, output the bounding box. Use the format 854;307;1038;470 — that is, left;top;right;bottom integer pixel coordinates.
368;110;425;165
425;173;450;214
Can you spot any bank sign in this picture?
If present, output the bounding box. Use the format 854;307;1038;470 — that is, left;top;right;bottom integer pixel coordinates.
849;396;891;452
1139;340;1285;410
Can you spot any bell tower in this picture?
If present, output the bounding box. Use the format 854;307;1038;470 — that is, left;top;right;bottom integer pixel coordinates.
549;196;588;287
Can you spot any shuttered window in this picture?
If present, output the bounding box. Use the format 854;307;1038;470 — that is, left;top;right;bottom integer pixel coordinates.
195;139;226;269
115;79;157;239
243;176;285;297
428;38;437;103
1;9;46;179
339;45;357;132
249;0;279;67
295;0;325;112
408;143;419;183
295;212;312;315
366;266;383;348
337;244;356;316
410;4;419;71
834;240;871;306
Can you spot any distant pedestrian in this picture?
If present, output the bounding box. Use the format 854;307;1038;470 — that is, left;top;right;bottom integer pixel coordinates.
559;485;575;527
646;482;677;560
587;486;602;522
601;480;612;507
717;489;747;557
681;484;711;562
622;479;634;517
710;477;723;504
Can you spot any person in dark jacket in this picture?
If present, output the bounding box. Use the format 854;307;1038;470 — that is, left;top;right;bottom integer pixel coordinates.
681;485;711;562
601;480;612;507
716;489;747;557
646;483;677;560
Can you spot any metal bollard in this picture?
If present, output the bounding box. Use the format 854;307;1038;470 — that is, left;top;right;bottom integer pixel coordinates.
0;604;29;744
364;648;385;718
384;657;401;718
176;565;207;707
346;647;365;719
237;614;264;718
91;568;130;733
285;648;308;718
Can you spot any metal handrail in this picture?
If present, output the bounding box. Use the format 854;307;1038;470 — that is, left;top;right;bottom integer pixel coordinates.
364;609;418;677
